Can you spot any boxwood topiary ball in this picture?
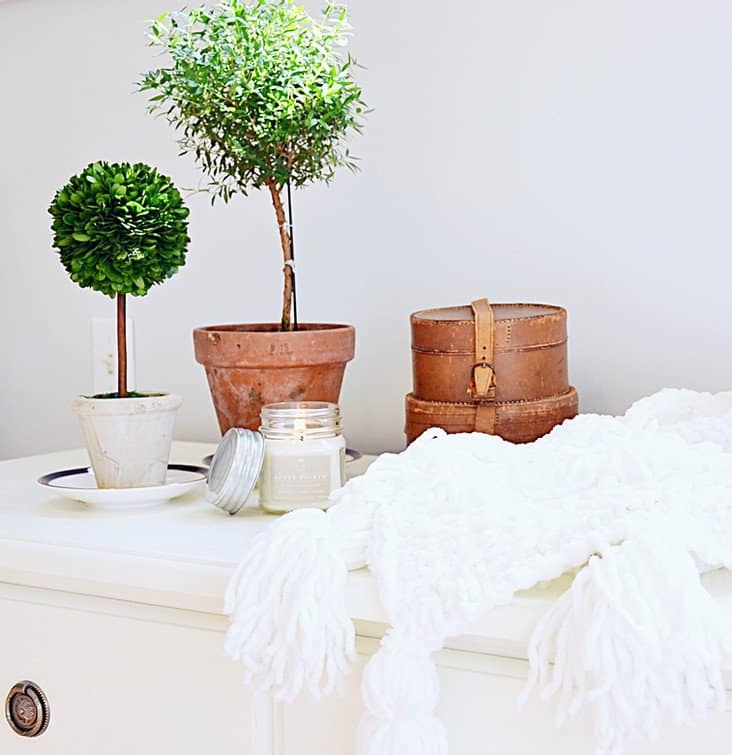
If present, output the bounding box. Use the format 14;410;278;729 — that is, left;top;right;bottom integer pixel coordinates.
49;161;190;298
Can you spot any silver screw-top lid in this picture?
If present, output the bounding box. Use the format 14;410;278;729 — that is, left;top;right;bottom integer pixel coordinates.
206;428;265;515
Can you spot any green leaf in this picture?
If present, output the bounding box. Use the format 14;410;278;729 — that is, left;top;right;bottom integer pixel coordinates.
137;0;367;195
48;161;190;298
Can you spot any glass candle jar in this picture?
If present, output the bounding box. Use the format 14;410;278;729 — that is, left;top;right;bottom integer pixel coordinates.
259;402;346;514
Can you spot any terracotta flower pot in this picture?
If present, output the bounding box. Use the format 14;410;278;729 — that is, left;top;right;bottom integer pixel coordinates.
193;323;355;434
72;393;183;488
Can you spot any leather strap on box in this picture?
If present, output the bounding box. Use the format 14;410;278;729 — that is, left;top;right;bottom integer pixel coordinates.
470;298;496;434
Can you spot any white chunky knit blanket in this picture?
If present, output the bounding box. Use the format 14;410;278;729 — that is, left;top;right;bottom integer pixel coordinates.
225;389;732;755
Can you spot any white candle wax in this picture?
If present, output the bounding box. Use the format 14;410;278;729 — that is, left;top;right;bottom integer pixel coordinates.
259;434;346;514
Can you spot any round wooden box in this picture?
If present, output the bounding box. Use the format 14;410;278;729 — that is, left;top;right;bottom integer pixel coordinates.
407;301;578;444
411;303;570;404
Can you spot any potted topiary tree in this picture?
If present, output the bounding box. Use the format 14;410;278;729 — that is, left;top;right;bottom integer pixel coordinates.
49;161;190;488
139;0;366;433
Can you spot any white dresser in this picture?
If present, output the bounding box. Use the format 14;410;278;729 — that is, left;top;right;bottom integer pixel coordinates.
1;442;732;754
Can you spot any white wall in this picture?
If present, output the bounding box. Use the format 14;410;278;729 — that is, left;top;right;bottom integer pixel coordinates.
2;0;731;459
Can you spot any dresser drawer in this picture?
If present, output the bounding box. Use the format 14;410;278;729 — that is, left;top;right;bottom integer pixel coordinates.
3;594;732;755
0;589;252;755
280;637;732;755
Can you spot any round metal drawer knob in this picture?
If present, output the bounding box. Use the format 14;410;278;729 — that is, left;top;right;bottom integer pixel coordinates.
5;681;50;737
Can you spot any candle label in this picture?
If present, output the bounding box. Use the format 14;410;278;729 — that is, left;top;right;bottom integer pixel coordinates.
262;453;337;505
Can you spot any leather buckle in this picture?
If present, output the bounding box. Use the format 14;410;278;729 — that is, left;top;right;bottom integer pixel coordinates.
470;361;496;398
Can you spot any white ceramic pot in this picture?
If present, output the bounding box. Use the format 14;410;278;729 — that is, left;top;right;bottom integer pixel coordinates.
72;394;183;489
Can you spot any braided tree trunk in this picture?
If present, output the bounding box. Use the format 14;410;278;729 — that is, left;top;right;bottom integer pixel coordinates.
267;180;295;332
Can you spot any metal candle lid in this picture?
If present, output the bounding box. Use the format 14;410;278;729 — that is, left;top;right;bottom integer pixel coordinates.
206;428;265;515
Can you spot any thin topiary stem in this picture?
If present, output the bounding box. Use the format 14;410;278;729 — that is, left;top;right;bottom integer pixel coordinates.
286;179;298;331
117;293;128;397
268;180;294;331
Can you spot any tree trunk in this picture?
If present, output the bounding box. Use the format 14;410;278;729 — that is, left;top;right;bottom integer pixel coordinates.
117;293;128;397
267;180;295;331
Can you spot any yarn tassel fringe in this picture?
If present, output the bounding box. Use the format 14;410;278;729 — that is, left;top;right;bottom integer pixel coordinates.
520;529;732;755
358;630;448;755
224;508;355;702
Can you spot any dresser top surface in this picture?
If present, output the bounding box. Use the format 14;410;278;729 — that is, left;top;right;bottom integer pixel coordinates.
0;441;289;565
2;442;732;663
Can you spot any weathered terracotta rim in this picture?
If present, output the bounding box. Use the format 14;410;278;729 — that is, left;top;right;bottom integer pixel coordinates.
193;322;356;369
195;323;354;334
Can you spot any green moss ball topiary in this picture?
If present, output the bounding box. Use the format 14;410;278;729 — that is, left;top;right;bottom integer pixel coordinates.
49;161;190;298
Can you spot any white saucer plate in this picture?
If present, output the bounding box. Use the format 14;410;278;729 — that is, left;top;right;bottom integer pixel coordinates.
37;464;208;510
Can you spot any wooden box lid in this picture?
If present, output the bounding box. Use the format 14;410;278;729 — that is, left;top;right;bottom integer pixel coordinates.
411;303;568;355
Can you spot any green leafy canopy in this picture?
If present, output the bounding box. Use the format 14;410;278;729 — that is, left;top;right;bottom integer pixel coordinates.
48;161;190;298
139;0;367;201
